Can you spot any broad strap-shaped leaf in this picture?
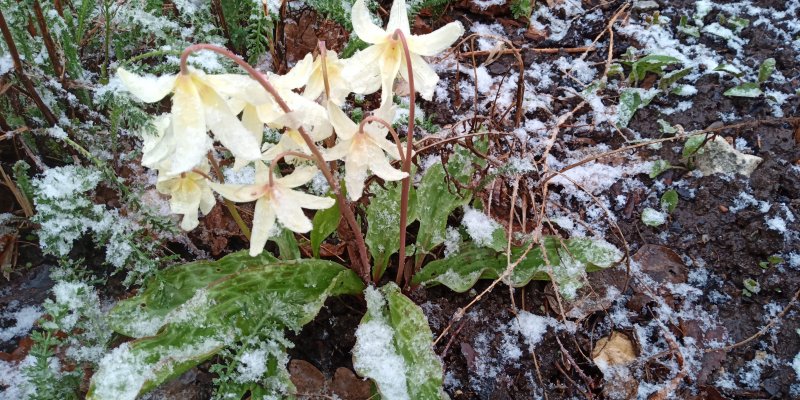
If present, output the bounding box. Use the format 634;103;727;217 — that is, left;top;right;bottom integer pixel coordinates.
365;181;416;277
413;236;623;295
414;162;472;258
311;195;341;258
723;82;762;98
271;227;301;260
89;256;364;400
108;251;279;338
353;283;446;400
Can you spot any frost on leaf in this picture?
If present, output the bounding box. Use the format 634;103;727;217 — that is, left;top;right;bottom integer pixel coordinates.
353;283;446;400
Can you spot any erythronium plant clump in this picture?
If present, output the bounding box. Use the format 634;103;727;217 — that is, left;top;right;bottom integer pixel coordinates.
89;1;623;398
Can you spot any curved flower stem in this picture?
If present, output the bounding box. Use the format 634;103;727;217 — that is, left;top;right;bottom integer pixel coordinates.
181;44;372;282
392;29;416;287
358;116;406;165
267;151;317;187
206;153;252;240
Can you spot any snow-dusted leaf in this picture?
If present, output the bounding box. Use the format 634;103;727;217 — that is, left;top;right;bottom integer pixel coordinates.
661;189;679;213
617;88;657;128
682;134;708;158
713;63;744;77
311;195;341;259
649;160;672;178
415;162;471;257
90;256;364;400
627;54;681;84
413;236;622;293
366;180;416;278
724;82;763;98
677;16;700;38
353;283;445;400
107;251;278;338
642;208;667;227
658;67;693;90
758;58;776;84
270;227;301;260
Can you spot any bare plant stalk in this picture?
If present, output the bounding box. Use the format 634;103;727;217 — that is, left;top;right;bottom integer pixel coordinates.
0;9;58;126
393;29;416;287
32;0;63;79
180;44;372;282
358;116;406;164
206;153;252;240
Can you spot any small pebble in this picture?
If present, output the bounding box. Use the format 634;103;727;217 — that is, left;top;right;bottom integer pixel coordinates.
719;205;729;213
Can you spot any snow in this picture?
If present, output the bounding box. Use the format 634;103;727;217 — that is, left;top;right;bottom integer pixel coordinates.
223;165;256;185
352;286;410;400
443;226;461;258
766;216;787;232
461;207;501;248
0;305;43;342
0;53;12;76
0;356;37;400
235;348;268;382
514;311;557;349
642;208;667;227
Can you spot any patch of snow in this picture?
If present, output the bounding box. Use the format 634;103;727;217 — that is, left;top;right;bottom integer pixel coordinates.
461;207;500;248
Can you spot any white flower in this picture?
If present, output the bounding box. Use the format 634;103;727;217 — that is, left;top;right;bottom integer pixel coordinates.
117;67;263;175
324;103;408;200
304;49;377;105
209;163;335;256
347;0;463;105
155;162;216;231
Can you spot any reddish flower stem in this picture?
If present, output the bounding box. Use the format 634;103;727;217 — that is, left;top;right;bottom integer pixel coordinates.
180;44;372;283
392;30;416;287
317;41;332;100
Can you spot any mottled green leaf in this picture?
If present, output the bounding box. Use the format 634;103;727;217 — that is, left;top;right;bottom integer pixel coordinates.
617;88;658;128
657;119;678;135
90;256;364;400
415;163;471;257
713;63;744;77
650;160;672;178
365;181;416;278
682;134;708;158
677;16;700;37
661;189;679;213
724;82;763;98
626;54;681;84
311;195;341;258
413;236;622;295
108;251;278;338
758;58;776;84
659;67;693;90
353;283;445;400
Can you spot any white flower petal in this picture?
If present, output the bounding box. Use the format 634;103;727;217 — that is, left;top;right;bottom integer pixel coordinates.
352;0;388;44
169;75;212;174
117;68;176;103
323;140;351;162
202;74;273;105
275;166;318;188
274;192;313;233
199;184;216;215
286;190;336;210
274;53;314;89
249;198;276;256
201;88;262;163
327;103;358;141
180;208;200;231
378;44;403;105
369;148;407;182
400;53;439;101
141;114;175;169
408;21;464;56
344;154;370;201
386;0;410;35
208;182;267;203
342;47;383;95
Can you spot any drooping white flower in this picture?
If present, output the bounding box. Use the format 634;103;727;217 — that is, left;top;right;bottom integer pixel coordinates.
347;0;464;105
324;103;408;200
209;163;335;256
155;162;216;231
117;67;263;175
304;49;378;105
